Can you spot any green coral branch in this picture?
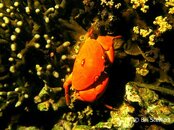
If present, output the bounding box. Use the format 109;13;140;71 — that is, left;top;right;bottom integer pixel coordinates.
129;82;174;96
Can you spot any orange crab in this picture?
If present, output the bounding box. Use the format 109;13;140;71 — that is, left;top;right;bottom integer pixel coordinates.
63;31;122;105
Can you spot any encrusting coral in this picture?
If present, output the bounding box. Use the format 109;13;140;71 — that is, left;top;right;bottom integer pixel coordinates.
0;0;174;129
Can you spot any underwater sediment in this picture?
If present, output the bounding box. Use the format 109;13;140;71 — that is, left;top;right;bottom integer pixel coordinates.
0;0;174;129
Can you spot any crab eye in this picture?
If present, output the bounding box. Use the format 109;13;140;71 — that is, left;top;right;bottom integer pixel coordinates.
81;59;85;66
94;75;99;82
102;55;105;60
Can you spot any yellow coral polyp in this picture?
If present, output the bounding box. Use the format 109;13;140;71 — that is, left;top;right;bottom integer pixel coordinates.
133;26;152;37
165;0;174;7
131;0;149;13
25;6;30;14
9;66;15;73
149;34;155;41
136;63;149;76
14;2;19;7
35;64;42;71
0;3;4;8
140;28;152;37
133;26;139;34
3;16;10;24
148;34;156;46
52;71;59;78
100;0;115;8
140;5;149;13
136;68;149;76
153;16;172;33
169;7;174;14
142;63;148;68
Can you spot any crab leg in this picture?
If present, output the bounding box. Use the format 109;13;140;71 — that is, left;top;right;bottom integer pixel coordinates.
63;73;73;105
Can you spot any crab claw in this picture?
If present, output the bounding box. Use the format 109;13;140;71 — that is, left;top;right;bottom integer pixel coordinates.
97;35;122;63
74;72;109;102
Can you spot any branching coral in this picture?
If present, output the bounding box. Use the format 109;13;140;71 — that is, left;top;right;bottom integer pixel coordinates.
0;0;74;118
153;16;172;34
130;0;149;13
165;0;174;14
133;26;152;37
